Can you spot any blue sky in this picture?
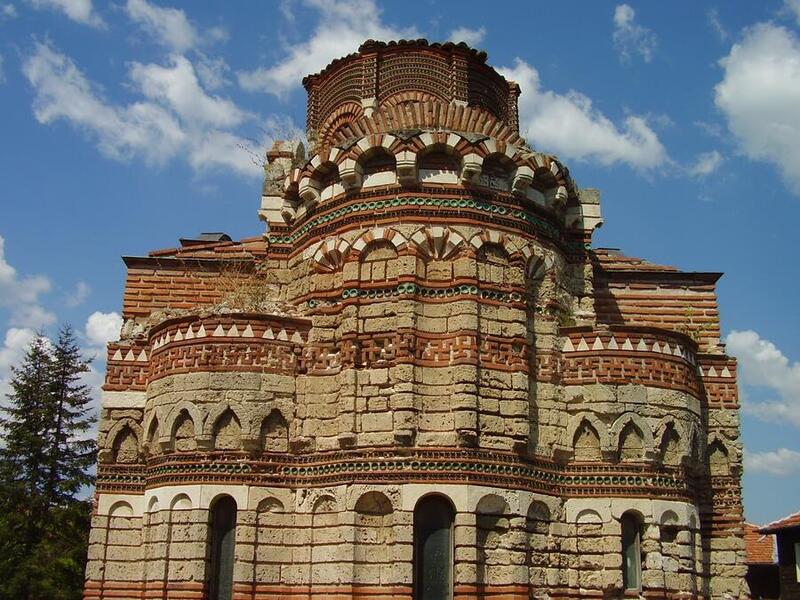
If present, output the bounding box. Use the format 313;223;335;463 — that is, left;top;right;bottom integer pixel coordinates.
1;0;799;525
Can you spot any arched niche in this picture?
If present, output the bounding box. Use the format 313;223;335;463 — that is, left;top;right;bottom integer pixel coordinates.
618;421;646;462
260;409;289;453
252;497;287;588
479;153;515;191
417;144;461;185
475;494;513;589
172;410;197;452
354;491;395;585
360;147;397;188
212;408;242;451
659;423;682;467
359;240;399;282
112;425;140;464
573;419;602;462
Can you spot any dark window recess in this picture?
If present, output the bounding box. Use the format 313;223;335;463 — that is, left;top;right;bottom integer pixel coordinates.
419;151;460;172
209;496;237;600
621;512;642;590
414;495;454;600
363;151;396;174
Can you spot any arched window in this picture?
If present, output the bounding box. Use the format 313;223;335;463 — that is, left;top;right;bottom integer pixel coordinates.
208;496;237;600
621;512;642;591
414;495;454;600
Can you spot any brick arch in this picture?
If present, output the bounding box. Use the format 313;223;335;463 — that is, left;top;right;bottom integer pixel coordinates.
409;226;466;260
346;101;523;146
348;227;408;259
415;133;469;172
480;151;516;189
317;101;365;146
527;255;551;280
298;159;340;205
309;238;350;272
352;134;399;162
380;90;449;109
468;229;513;256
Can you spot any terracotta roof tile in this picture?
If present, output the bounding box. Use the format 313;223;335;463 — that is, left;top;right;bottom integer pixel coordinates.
592;248;678;272
760;511;800;533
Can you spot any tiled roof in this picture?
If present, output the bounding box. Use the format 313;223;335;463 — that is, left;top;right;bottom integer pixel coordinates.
760;511;800;534
744;523;775;564
147;236;267;259
592;248;678;272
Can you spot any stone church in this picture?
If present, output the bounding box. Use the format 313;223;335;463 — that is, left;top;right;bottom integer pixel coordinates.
84;40;748;600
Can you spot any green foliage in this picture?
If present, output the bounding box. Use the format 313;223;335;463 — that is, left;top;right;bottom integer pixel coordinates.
0;325;96;600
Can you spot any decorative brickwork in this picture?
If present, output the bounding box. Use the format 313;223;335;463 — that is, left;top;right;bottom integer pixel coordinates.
85;40;747;600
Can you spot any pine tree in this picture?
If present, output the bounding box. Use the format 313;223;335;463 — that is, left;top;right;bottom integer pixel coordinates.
44;324;96;508
0;326;97;600
0;333;54;599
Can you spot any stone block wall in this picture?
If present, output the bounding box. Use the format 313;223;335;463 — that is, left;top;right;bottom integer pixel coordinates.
85;44;747;598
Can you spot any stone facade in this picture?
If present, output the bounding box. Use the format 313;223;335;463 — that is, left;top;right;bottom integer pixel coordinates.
84;40;748;599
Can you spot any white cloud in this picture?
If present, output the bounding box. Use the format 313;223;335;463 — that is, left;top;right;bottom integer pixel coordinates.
196;54;231;91
65;280;90;307
448;26;486;47
125;0;197;53
26;0;104;28
785;0;800;25
707;8;729;41
130;56;247;128
715;24;800;195
613;4;657;64
85;311;122;347
24;42;265;177
687;150;724;177
726;330;800;427
0;327;37;401
498;58;669;170
0;235;55;328
1;3;16;18
238;0;417;97
745;448;800;476
24;42;186;165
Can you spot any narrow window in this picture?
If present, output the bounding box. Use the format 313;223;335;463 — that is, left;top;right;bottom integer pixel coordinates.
414;495;454;600
621;512;642;590
209;496;237;600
